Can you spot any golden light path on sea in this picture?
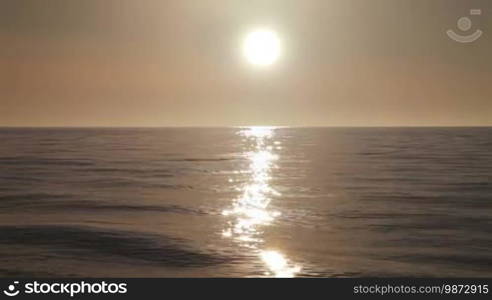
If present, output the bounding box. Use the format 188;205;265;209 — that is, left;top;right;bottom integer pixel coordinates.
222;126;301;277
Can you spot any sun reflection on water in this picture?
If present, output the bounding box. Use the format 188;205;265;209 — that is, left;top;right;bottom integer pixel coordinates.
222;126;301;277
260;250;301;278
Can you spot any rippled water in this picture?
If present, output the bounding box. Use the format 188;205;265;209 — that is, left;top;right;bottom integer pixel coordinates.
0;127;491;277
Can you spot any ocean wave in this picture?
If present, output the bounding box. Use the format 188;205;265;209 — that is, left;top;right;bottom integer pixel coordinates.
0;225;228;267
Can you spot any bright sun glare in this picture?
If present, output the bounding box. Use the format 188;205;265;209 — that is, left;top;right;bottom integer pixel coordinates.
243;30;281;66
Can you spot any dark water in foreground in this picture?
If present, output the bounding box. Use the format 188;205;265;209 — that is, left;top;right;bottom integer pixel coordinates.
0;127;491;277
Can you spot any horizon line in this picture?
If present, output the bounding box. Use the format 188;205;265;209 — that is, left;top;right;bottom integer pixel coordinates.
0;125;491;129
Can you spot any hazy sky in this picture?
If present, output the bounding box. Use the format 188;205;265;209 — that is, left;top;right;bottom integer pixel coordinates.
1;0;491;126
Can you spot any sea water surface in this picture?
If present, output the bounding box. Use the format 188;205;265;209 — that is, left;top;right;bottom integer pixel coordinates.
0;127;491;277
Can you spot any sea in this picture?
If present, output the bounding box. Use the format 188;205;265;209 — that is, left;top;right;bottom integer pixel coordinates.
0;127;491;277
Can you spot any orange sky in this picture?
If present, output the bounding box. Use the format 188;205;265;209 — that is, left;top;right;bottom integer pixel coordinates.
1;0;491;126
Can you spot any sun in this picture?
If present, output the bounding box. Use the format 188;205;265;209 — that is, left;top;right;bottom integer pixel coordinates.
243;29;281;66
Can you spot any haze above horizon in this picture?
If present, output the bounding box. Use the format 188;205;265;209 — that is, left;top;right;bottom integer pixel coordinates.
1;0;491;127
